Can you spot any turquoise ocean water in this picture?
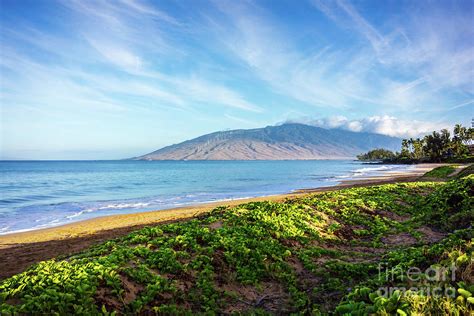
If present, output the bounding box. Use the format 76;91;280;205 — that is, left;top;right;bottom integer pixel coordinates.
0;160;413;234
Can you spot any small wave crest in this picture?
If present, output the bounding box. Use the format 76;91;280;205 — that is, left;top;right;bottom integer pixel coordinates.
335;164;408;180
65;202;153;220
352;165;392;175
97;202;152;210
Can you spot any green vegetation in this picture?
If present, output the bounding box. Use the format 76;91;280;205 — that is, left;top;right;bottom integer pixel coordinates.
356;148;396;161
358;123;474;163
455;164;474;179
423;165;457;178
1;176;473;315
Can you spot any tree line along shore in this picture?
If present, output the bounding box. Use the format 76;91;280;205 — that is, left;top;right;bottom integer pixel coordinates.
358;123;474;163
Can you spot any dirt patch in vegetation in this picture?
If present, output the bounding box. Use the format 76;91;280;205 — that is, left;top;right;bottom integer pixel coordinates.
95;285;122;312
322;242;387;255
220;280;292;314
381;232;418;246
416;226;446;243
207;220;223;230
120;274;144;304
376;209;411;222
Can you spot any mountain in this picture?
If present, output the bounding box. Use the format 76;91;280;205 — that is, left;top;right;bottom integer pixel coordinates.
134;123;401;160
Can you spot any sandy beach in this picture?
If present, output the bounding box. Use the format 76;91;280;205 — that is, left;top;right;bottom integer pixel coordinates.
0;163;454;279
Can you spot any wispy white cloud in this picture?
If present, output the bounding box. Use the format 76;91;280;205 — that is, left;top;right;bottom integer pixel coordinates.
210;2;352;108
86;37;143;71
0;49;128;113
212;0;473;114
1;0;262;116
208;2;374;109
180;78;263;113
223;114;259;127
446;99;474;111
119;0;180;25
315;0;389;56
314;0;474;95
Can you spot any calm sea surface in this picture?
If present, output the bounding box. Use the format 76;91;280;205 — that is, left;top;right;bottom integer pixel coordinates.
0;160;413;234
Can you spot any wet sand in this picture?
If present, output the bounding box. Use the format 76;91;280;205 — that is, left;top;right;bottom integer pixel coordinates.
0;163;450;280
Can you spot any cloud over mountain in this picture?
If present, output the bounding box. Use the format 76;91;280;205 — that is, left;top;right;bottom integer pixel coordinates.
285;116;446;138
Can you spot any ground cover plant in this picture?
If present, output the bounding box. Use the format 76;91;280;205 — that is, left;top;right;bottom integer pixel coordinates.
422;165;457;178
1;175;473;315
455;164;474;179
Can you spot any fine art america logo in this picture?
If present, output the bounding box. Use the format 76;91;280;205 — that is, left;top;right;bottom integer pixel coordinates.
377;263;458;297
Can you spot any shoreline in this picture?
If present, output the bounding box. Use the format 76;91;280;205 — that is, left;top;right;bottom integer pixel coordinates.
0;163;449;280
0;163;439;243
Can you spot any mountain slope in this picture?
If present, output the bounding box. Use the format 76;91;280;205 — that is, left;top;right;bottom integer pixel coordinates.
135;123;401;160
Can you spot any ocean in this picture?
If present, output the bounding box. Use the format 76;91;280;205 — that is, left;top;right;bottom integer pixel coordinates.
0;160;413;235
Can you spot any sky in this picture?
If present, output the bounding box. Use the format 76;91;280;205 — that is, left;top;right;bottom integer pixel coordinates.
0;0;473;160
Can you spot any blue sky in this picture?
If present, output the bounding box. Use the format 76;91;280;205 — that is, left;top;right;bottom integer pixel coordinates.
1;0;473;159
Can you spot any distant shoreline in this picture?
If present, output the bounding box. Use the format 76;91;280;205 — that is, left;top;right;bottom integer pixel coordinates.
0;163;446;280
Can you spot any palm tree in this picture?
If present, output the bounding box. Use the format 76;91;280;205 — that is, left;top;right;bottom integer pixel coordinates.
452;124;470;156
467;127;474;146
412;138;424;160
423;131;444;162
401;139;410;158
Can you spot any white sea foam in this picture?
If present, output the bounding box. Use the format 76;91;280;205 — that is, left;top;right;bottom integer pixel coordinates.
0;226;11;233
335;164;410;181
97;202;152;210
353;165;392;175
